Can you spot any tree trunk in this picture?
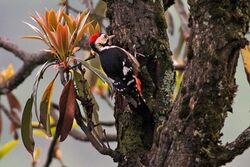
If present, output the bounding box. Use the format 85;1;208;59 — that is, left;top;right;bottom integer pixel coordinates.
150;0;250;167
106;0;174;166
106;0;250;167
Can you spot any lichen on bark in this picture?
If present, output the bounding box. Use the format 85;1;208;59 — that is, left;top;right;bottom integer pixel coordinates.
150;1;250;167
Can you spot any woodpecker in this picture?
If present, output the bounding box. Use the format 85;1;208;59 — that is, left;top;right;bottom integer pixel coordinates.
89;33;145;108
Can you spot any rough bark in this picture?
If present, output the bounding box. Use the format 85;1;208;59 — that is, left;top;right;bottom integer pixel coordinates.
106;0;250;166
150;0;250;167
106;0;174;166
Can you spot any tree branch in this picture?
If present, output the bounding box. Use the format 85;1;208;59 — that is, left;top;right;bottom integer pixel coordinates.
0;37;30;61
0;37;52;94
217;126;250;166
69;129;117;142
44;134;59;167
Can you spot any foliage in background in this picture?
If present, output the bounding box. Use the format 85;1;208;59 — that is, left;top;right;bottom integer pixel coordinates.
21;8;112;158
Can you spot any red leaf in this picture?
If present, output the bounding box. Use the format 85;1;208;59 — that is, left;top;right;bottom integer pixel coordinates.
6;92;21;112
240;44;250;84
9;111;20;134
56;80;76;141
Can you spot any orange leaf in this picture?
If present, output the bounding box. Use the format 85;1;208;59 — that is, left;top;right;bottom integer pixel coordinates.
56;80;76;141
240;44;250;84
45;9;50;28
75;21;94;45
56;24;63;50
61;25;69;55
95;22;101;33
88;23;95;36
57;8;64;23
48;10;57;31
6;92;21;112
22;35;43;40
43;25;60;56
63;13;74;33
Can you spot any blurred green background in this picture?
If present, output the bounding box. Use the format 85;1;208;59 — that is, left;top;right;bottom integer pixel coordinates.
0;0;249;167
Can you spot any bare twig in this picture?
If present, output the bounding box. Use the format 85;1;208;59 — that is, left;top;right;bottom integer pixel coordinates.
103;129;111;149
44;134;59;167
74;103;115;157
217;126;250;166
69;128;117;142
0;103;20;127
0;37;29;61
100;95;114;110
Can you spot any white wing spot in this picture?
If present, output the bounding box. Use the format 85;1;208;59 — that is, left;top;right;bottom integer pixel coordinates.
127;79;134;86
123;66;131;76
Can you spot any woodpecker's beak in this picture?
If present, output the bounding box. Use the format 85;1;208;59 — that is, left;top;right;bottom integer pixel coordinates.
108;35;115;45
108;35;115;39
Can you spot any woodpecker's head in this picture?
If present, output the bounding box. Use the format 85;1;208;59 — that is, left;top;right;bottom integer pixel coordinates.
89;33;115;53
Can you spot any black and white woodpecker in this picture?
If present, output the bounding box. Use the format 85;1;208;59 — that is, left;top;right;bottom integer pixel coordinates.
89;33;147;109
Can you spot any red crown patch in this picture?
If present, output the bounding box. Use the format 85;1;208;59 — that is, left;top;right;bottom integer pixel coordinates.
89;33;101;45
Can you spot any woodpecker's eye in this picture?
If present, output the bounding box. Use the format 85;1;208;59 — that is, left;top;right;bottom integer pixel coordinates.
103;34;108;38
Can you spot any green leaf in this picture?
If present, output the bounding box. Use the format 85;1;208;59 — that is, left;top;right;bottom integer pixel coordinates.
73;70;84;97
6;92;21;112
173;70;184;101
0;140;19;159
56;80;76;141
94;0;107;17
75;57;114;93
240;44;250;84
92;109;103;139
33;61;56;122
21;96;35;156
39;79;55;137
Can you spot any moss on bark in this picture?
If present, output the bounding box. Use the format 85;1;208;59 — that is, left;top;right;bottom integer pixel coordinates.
106;0;174;166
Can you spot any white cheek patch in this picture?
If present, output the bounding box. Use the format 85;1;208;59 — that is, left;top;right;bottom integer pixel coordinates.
95;36;107;44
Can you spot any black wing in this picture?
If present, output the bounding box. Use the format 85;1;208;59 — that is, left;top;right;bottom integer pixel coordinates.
99;47;139;101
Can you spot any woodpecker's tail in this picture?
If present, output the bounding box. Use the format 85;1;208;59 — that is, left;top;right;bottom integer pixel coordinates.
128;95;151;117
128;95;154;148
